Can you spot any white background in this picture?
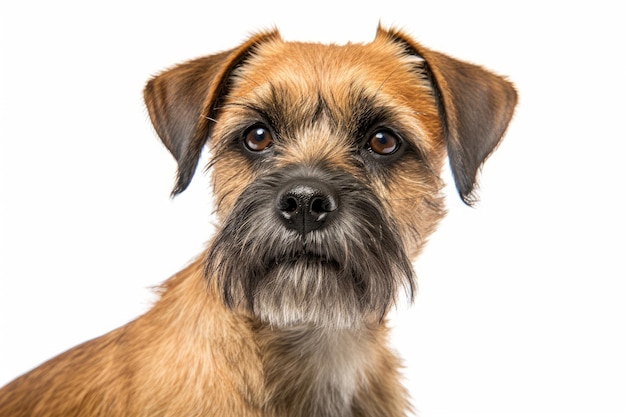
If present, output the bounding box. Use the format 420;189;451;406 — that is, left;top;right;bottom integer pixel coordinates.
1;1;625;416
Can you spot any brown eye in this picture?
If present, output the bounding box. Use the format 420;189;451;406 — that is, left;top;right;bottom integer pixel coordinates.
368;130;400;155
244;125;273;151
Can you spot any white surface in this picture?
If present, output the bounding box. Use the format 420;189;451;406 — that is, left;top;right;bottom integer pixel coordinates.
1;1;624;416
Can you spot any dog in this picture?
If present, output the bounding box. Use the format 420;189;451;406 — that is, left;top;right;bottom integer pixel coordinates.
0;26;517;416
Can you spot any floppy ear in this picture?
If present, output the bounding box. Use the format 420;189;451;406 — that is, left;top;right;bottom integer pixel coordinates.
144;30;281;196
378;27;518;205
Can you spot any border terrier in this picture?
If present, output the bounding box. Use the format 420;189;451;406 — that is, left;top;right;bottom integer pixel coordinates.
0;26;517;416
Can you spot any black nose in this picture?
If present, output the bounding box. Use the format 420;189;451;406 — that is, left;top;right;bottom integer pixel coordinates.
276;179;338;235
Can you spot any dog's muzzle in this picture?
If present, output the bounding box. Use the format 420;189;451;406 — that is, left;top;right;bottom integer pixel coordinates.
205;165;415;328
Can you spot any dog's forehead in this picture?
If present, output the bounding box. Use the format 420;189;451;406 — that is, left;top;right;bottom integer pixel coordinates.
232;38;429;108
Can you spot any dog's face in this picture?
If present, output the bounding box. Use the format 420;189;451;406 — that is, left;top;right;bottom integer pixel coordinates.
206;35;447;329
144;27;517;329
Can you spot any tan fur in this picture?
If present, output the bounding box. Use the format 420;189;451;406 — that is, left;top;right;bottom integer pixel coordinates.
0;26;517;416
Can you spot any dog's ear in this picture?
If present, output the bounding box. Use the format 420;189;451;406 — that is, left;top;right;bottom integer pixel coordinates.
378;27;517;205
144;30;281;196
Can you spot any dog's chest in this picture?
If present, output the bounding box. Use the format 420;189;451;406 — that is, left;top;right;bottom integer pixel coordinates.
259;327;368;417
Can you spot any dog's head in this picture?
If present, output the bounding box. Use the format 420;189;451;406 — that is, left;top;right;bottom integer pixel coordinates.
144;27;517;329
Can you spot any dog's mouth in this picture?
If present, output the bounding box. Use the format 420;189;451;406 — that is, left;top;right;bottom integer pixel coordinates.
266;238;343;269
270;252;341;269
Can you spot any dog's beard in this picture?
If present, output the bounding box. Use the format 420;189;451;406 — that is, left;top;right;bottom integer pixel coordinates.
205;167;415;329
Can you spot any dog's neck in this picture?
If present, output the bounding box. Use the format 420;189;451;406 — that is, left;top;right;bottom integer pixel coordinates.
157;258;392;416
254;322;373;417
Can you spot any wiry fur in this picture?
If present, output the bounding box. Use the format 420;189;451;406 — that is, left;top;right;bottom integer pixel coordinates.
206;165;415;329
0;26;517;417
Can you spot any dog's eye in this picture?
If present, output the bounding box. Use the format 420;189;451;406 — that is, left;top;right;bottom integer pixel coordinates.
244;125;273;152
368;130;400;155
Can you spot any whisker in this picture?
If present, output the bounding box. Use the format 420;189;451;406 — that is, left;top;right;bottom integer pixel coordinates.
373;63;405;99
234;72;263;90
216;101;255;110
